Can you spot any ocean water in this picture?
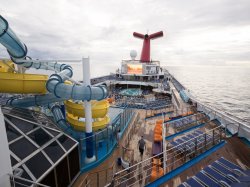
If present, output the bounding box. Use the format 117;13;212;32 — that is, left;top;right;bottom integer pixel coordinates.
167;66;250;123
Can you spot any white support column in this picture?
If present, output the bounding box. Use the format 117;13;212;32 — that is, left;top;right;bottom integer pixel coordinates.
162;113;167;175
82;57;96;162
0;108;12;187
82;57;92;134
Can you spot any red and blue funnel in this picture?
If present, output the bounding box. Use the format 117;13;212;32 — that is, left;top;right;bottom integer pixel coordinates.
133;31;163;63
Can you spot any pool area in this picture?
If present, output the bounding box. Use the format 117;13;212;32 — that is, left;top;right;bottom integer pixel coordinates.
119;88;142;96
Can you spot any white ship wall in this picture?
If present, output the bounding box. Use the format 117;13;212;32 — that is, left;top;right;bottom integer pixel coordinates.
0;108;12;187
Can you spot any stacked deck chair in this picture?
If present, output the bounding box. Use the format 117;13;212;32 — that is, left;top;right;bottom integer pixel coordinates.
151;119;164;182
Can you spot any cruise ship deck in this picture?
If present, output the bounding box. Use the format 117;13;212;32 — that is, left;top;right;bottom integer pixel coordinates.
0;16;249;187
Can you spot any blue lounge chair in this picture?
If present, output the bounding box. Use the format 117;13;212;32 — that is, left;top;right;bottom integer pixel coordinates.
202;167;232;185
185;177;204;187
210;163;240;183
217;157;246;174
195;172;220;187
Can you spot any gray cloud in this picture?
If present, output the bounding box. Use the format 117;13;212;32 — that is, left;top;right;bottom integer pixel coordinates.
0;0;250;77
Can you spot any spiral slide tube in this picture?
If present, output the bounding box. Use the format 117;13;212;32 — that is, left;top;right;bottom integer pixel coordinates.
0;15;108;107
0;15;27;58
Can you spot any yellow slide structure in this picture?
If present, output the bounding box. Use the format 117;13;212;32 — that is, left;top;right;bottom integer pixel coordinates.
65;100;110;131
0;60;110;131
0;60;48;94
64;100;109;118
0;72;48;94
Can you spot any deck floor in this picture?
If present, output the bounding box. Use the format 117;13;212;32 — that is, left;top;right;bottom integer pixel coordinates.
73;82;250;187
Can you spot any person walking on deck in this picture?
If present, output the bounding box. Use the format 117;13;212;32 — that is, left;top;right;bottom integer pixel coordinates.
138;136;146;159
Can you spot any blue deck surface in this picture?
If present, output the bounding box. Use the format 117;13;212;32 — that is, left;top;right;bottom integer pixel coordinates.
165;123;206;141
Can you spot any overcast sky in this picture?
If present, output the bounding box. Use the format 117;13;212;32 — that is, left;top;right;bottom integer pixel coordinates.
1;0;250;77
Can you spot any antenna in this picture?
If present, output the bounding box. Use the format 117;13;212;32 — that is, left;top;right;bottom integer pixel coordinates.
133;31;163;62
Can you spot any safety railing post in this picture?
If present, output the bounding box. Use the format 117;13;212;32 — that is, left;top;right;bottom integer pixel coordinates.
237;123;241;134
196;113;198;125
111;124;114;146
107;128;109;152
184;142;187;162
106;169;108;184
204;133;207;151
95;134;98;161
97;173;99;187
212;129;215;145
195;138;197;156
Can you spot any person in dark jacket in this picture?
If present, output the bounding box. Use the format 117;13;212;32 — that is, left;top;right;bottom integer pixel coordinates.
138;136;146;158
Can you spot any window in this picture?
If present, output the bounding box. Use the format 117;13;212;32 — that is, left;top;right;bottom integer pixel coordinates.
28;128;52;147
6;116;36;133
5;121;21;142
25;152;51;179
56;157;69;187
44;141;65;163
68;147;80;180
9;137;37;159
10;155;18;166
58;135;75;151
39;169;56;187
46;128;61;137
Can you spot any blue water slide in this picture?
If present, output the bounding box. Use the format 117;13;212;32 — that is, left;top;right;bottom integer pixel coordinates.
0;15;27;58
0;15;108;107
7;94;65;107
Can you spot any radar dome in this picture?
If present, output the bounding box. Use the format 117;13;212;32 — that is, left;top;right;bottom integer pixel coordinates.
130;50;137;60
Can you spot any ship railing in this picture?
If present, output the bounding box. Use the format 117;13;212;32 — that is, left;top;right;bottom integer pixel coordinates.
77;161;116;187
79;112;141;186
168;73;249;140
145;105;197;121
121;112;141;164
166;112;209;133
145;104;174;118
191;97;250;140
121;59;160;65
112;124;225;187
9;174;50;187
79;108;135;167
79;175;91;187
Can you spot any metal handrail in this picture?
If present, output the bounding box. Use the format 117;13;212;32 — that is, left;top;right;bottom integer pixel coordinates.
168;73;249;129
80;161;116;187
9;174;50;187
114;123;223;177
80;108;134;141
77;174;90;187
113;134;221;186
193;97;249;127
